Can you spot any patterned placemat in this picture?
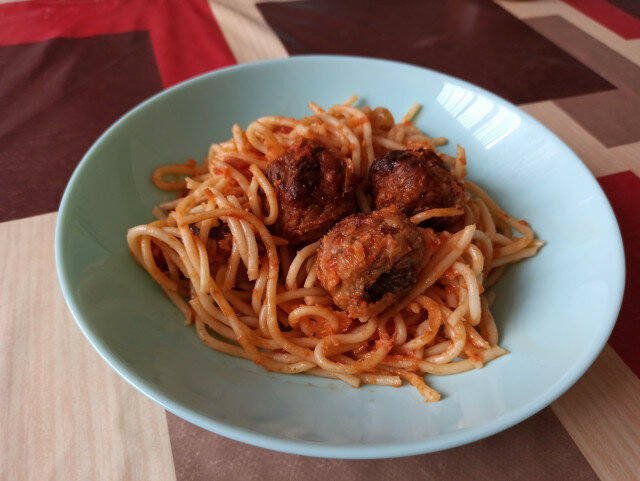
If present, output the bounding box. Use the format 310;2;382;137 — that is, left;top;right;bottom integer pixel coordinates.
1;1;638;479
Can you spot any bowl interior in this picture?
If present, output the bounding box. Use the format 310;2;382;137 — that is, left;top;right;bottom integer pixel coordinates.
56;56;624;458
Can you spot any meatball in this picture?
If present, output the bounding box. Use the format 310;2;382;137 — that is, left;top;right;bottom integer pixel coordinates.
369;149;467;218
265;140;357;244
316;207;425;318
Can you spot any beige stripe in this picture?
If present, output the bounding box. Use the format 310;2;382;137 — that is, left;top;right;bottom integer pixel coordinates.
555;89;640;148
496;0;640;67
208;0;289;63
611;140;640;172
552;344;640;481
520;100;640;177
0;213;176;481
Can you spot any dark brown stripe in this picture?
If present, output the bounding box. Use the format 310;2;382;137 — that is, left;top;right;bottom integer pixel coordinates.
257;0;614;105
166;408;598;480
0;32;163;222
526;15;640;146
593;0;640;21
526;15;640;96
555;89;640;147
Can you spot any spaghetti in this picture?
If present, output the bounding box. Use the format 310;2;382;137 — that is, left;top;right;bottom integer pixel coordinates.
127;97;543;402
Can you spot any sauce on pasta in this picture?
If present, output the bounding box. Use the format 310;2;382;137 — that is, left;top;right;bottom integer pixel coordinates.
127;96;543;401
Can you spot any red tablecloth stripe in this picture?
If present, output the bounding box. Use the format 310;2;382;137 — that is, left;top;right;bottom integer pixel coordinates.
563;0;640;39
0;0;236;87
598;171;640;378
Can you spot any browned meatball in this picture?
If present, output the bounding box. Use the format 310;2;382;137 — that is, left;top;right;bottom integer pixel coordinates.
369;149;467;218
316;207;424;318
265;140;357;244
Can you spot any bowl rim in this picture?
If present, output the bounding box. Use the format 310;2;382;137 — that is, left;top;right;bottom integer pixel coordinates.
55;54;626;459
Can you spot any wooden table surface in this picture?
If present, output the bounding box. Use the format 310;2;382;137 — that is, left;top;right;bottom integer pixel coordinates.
1;1;639;480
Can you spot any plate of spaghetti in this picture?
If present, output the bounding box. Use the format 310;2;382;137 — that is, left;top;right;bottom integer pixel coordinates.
56;56;624;458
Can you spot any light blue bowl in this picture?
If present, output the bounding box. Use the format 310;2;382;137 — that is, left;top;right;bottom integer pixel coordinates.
55;56;625;458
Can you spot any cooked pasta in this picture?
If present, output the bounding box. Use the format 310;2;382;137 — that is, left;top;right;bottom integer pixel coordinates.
127;96;543;401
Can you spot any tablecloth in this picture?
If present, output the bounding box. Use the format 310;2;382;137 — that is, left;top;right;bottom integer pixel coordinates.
1;1;639;479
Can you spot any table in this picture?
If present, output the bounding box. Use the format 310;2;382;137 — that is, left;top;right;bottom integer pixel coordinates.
1;1;639;479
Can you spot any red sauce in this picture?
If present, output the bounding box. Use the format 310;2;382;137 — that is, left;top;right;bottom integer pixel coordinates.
224;156;253;179
150;243;168;271
273;125;293;135
463;342;483;363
